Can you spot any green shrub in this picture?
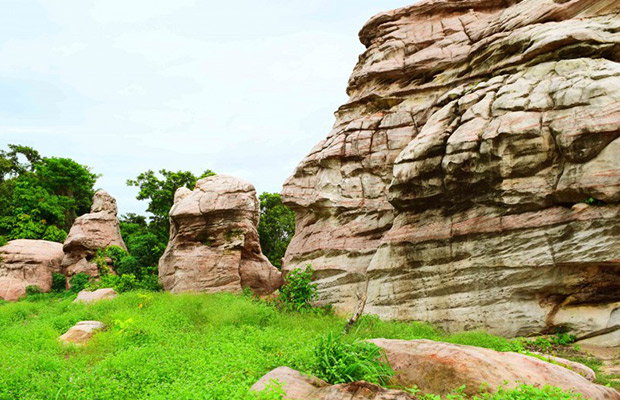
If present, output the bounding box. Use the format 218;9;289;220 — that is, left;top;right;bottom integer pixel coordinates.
116;255;141;277
278;265;318;311
41;225;67;243
0;235;7;247
51;272;66;292
69;272;91;294
311;332;394;386
25;285;42;296
254;379;285;400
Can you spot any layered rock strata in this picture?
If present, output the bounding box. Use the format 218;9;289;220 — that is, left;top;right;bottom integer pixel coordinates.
282;0;620;340
61;191;126;279
158;175;282;295
0;239;64;301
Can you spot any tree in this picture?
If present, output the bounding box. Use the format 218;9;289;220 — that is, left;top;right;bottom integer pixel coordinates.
127;169;215;239
0;145;98;242
257;192;295;268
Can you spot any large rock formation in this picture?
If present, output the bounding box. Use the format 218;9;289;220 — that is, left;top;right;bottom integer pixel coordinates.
61;191;126;279
370;339;619;399
282;0;620;341
158;175;282;295
0;239;64;301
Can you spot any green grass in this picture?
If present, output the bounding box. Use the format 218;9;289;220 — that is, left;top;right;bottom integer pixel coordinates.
0;292;564;399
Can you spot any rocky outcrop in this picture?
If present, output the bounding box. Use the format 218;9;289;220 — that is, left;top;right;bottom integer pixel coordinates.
0;240;64;301
58;321;105;345
61;191;126;279
282;0;620;342
251;367;416;400
158;175;282;295
74;288;118;303
370;339;620;399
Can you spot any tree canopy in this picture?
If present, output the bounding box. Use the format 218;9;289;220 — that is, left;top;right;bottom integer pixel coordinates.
0;145;98;242
258;192;295;268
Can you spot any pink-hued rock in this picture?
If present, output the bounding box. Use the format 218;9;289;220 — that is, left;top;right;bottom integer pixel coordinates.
369;339;620;399
74;288;118;303
58;321;105;345
0;240;64;301
158;175;282;295
62;191;126;279
251;367;415;400
282;0;620;342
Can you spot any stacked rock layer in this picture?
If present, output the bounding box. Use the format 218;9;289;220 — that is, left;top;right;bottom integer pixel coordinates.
159;175;282;295
282;0;620;340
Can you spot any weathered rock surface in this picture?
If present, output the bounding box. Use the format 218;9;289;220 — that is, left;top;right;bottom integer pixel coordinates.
251;367;416;400
58;321;105;345
370;339;620;399
0;240;64;301
62;191;126;279
282;0;620;342
159;175;282;295
74;288;118;303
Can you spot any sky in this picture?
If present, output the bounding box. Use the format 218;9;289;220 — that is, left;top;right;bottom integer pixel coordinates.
0;0;414;216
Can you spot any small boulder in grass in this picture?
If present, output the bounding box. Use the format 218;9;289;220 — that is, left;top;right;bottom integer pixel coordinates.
74;288;117;303
59;321;105;345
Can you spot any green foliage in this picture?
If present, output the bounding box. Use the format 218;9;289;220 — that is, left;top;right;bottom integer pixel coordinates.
0;235;7;247
254;380;285;400
0;144;97;241
69;273;91;294
257;193;295;268
415;383;583;399
0;292;599;399
51;273;66;292
311;332;394;386
277;266;318;311
25;286;43;296
127;169;214;239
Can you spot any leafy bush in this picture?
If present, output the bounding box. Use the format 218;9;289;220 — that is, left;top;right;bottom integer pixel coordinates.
311;333;394;386
25;285;42;296
41;225;67;243
0;235;7;247
51;273;66;292
277;265;318;311
69;273;91;294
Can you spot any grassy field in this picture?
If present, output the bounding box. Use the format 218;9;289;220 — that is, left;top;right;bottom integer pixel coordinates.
0;291;533;399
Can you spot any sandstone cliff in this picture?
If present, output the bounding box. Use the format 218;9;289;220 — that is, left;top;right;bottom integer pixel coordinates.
282;0;620;342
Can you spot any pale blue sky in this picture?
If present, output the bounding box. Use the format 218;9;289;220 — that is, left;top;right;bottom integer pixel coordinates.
0;0;414;216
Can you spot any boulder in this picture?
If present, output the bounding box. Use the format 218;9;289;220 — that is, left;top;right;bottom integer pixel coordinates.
58;321;105;345
0;239;64;301
369;339;620;399
74;288;118;303
282;0;620;342
159;175;282;295
62;191;126;280
251;367;415;400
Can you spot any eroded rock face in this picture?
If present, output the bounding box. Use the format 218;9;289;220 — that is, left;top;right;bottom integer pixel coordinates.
251;367;416;400
61;191;126;279
0;240;64;301
158;175;282;295
282;0;620;341
369;339;620;400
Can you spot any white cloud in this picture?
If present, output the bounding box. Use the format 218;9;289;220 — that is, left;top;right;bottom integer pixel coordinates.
0;0;415;215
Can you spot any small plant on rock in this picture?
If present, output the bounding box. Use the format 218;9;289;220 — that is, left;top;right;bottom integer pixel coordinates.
311;332;394;386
